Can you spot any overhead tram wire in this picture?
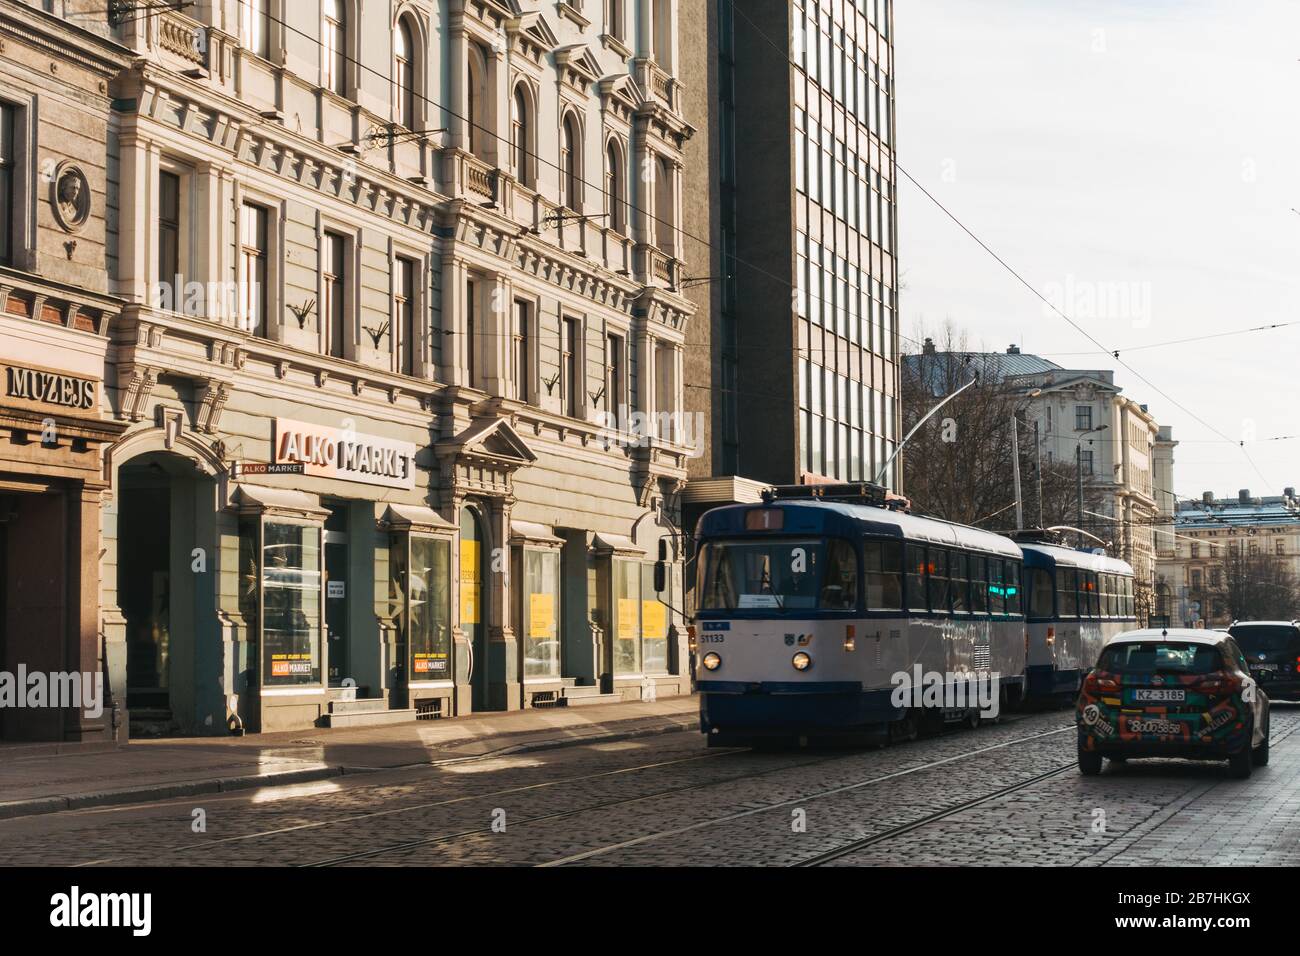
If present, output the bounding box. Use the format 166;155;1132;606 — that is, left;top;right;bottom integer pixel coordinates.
248;2;1280;479
723;0;1273;490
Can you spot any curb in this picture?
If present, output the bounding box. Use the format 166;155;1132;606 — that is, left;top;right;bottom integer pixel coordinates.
0;712;699;821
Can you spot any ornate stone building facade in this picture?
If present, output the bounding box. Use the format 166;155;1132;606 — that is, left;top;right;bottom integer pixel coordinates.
4;0;696;739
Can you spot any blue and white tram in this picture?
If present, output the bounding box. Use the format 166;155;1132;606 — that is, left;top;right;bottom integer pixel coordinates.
1020;542;1136;699
692;485;1028;746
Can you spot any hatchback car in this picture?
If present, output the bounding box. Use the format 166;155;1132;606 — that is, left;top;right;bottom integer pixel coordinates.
1227;621;1300;702
1076;628;1269;778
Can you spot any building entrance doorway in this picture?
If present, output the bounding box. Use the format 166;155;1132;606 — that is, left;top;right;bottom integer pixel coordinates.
117;452;214;736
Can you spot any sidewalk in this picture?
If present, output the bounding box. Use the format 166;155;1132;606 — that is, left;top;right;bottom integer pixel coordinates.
0;696;699;820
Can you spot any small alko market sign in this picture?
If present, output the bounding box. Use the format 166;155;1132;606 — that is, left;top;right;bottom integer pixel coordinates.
273;418;416;490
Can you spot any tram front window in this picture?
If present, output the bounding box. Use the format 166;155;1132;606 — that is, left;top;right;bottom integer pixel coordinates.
699;538;857;612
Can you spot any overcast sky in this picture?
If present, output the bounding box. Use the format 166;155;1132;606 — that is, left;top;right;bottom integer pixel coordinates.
894;0;1300;500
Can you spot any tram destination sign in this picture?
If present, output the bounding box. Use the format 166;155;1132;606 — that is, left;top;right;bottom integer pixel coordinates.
273;417;416;490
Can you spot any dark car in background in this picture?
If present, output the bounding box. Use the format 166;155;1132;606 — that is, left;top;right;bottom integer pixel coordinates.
1228;621;1300;702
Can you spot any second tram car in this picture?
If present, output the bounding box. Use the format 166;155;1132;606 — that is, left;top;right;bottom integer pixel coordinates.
693;484;1028;746
1020;542;1136;700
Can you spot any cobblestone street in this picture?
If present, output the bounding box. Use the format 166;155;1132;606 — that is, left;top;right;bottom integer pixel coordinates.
4;705;1297;867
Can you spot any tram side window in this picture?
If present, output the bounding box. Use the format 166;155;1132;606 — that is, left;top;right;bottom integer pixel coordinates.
1008;560;1022;616
988;559;1005;616
1029;567;1054;619
863;540;903;611
928;548;951;613
1058;568;1078;618
905;543;928;612
1123;577;1133;618
970;555;989;614
951;551;970;613
1102;574;1115;618
821;539;859;610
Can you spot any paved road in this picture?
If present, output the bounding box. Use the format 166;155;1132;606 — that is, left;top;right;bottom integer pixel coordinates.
4;705;1298;866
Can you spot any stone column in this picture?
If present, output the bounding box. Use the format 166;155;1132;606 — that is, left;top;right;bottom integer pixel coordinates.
482;273;512;397
486;495;520;711
65;484;109;743
442;257;469;386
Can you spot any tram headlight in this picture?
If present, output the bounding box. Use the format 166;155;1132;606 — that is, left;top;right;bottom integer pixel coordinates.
703;652;722;671
792;652;812;672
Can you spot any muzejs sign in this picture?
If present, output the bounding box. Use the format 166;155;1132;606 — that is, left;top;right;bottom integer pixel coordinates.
2;362;98;413
273;418;416;490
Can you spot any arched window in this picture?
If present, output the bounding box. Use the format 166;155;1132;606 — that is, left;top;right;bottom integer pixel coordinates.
512;85;532;186
655;154;674;252
605;140;625;233
467;44;489;159
323;0;348;97
394;16;416;128
561;113;582;211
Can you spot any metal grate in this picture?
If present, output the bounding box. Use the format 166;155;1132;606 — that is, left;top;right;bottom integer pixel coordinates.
530;691;559;708
415;699;442;721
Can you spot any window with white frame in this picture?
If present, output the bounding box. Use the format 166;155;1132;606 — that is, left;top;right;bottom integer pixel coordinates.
605;331;624;421
605;140;626;234
322;0;348;97
0;104;14;266
395;255;417;375
322;231;349;358
561;113;582;211
562;316;581;418
394;16;417;128
512;299;532;403
240;0;270;57
512;85;533;187
240;203;269;337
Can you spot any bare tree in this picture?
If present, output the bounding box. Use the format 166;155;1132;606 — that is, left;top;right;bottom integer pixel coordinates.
1210;548;1300;622
902;325;1107;534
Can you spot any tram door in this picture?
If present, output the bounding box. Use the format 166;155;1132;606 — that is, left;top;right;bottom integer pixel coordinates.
460;507;486;710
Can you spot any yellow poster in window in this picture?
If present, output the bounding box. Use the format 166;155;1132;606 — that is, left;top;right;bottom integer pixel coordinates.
642;600;667;640
529;592;555;639
460;540;480;625
617;598;639;639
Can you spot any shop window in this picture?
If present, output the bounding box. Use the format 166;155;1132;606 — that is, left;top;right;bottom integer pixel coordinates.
241;519;323;687
613;558;642;674
642;562;670;674
391;534;452;680
522;549;561;679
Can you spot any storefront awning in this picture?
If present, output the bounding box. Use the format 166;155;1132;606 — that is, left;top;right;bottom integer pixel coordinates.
381;503;456;533
510;521;565;546
233;484;328;519
591;532;647;557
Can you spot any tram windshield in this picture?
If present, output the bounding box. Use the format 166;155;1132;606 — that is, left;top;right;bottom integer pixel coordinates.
698;538;858;612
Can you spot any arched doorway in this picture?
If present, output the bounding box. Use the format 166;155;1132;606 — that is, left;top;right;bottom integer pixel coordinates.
115;450;216;736
459;504;486;711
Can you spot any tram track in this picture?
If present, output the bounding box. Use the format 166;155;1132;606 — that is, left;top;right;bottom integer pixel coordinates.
794;710;1300;867
537;724;1074;866
298;742;890;866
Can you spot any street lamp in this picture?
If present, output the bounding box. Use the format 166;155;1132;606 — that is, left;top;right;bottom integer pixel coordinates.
1074;425;1109;547
876;366;980;487
1010;389;1043;531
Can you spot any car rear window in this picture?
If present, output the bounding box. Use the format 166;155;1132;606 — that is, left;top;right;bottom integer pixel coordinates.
1229;625;1300;655
1098;642;1223;676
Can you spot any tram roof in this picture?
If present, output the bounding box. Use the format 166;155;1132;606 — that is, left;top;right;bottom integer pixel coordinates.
1019;541;1134;576
696;500;1023;558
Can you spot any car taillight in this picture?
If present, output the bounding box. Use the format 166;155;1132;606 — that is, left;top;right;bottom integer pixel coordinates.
1194;673;1243;696
1083;672;1118;694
